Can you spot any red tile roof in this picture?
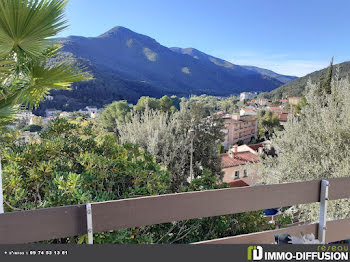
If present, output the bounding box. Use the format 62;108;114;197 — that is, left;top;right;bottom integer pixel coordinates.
221;151;259;168
241;108;256;112
228;180;250;188
278;112;289;122
248;143;264;152
269;106;282;111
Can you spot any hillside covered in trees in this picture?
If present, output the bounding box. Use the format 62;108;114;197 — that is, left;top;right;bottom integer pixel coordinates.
266;60;350;98
35;26;296;113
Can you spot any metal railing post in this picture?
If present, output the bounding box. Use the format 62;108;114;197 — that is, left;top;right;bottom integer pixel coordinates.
318;180;329;243
86;203;93;244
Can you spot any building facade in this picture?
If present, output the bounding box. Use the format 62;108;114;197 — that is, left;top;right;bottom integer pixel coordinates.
240;92;257;101
222;114;258;149
221;144;261;186
288;97;301;106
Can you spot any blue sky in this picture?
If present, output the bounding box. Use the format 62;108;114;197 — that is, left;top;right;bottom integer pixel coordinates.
60;0;350;77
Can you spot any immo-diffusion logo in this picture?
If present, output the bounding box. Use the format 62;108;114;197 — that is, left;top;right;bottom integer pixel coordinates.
247;246;263;261
247;245;349;261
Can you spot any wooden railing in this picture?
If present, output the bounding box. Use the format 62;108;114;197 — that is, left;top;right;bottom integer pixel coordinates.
1;177;350;244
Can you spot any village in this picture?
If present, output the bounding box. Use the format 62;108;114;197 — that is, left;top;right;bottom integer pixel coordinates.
10;92;303;191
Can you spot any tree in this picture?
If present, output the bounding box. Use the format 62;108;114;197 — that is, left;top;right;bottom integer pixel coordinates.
2;118;171;210
1;118;276;244
315;57;334;98
295;97;308;114
0;0;90;125
257;77;350;222
118;101;225;191
100;101;131;134
134;96;160;112
258;110;282;139
159;95;173;112
320;57;334;95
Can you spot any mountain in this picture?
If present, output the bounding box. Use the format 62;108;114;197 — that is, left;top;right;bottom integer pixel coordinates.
267;61;350;98
37;26;296;114
170;47;297;83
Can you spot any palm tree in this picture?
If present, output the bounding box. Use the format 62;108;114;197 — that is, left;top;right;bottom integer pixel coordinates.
0;0;91;124
0;0;91;213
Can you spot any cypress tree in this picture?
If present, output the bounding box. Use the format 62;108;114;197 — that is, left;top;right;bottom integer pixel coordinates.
320;57;334;95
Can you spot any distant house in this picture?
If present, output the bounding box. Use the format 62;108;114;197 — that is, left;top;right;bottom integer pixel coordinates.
45;109;60;117
247;99;257;106
240;92;257;101
266;106;283;114
221;143;274;187
257;98;270;106
17;131;40;144
42;116;57;125
59;112;71;118
85;106;98;119
18;111;34;126
46;95;54;101
288;97;302;106
221;145;260;186
240;108;257;116
277;112;289;123
280;99;288;104
222;114;258;149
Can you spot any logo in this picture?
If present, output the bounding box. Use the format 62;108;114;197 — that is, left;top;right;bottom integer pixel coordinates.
247;246;263;261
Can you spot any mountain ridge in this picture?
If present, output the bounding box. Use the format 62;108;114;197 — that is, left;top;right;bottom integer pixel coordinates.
267;61;350;98
37;26;297;114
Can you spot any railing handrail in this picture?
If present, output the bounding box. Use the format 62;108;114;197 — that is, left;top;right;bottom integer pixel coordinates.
1;177;350;244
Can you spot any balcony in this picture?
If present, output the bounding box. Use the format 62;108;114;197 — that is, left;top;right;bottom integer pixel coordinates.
1;178;350;244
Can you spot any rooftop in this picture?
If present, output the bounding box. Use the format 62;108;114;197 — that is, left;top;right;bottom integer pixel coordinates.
221;151;259;168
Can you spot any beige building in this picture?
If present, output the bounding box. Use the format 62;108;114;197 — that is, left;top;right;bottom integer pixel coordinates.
288;97;301;106
221;144;261;186
222;114;258;149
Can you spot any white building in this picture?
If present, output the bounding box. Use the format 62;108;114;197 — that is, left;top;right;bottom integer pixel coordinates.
18;111;34;125
240;108;257;116
85;106;98;119
17;131;40;144
45;109;60;117
240;92;257;102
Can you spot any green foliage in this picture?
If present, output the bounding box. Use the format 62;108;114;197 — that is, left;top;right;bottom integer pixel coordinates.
2;118;171;210
295;97;308;114
319;57;334;96
0;0;90;125
100;101;131;134
267;59;350;99
23;125;43;132
134;96;160;112
258;78;350;222
159;95;173;112
1;118;275;244
118;101;225;191
258;110;282;139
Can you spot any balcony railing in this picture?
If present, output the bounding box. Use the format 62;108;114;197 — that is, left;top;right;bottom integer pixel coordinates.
1;177;350;244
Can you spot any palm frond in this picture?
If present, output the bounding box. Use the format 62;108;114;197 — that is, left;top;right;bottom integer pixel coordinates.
0;103;20;126
0;0;68;58
0;57;15;81
21;60;92;108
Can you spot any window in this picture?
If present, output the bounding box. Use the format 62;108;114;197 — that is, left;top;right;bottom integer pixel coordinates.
243;169;248;178
234;171;240;180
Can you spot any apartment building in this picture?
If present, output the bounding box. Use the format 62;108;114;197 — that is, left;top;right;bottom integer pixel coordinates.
222;114;258;149
240;92;257;101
